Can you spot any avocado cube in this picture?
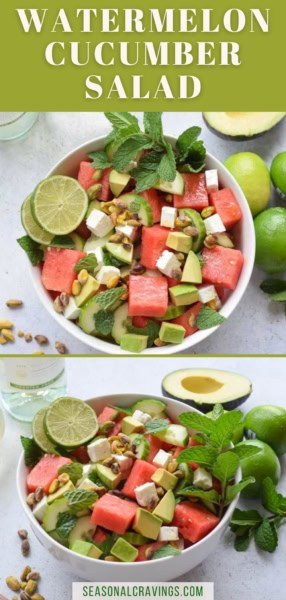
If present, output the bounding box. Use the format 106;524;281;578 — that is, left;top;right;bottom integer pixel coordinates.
182;251;202;284
120;334;148;353
166;231;192;254
110;537;138;562
133;508;162;540
151;468;178;491
75;275;100;308
47;480;75;504
96;464;121;489
169;284;199;306
109;169;131;197
152;490;175;524
122;416;144;435
159;322;186;344
71;540;102;559
122;532;149;546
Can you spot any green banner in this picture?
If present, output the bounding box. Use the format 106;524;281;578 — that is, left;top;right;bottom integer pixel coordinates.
0;0;285;110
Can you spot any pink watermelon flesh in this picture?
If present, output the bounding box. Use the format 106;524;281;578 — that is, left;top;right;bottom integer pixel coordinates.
42;248;86;295
27;455;72;494
78;161;96;190
202;246;244;290
147;434;163;463
136;541;164;561
171;302;202;337
97;406;118;424
210;188;242;229
98;168;112;201
122;459;157;499
91;493;137;534
173;174;208;211
141;189;166;223
128;275;168;318
173;502;219;543
140;225;170;270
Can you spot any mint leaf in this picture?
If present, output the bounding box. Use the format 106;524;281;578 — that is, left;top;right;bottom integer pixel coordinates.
209;410;243;449
176;126;201;161
105;112;139;130
254;518;278;553
103;250;123;268
234;529;252;552
112;124;142;145
152;544;181;560
20;436;43;468
95;287;125;310
74;254;98;273
196;306;225;330
88;151;111;169
179;486;220;504
64;489;98;512
127;319;160;348
94;310;114;336
133;169;160;193
145;419;169;434
210;404;224;420
230;508;263;529
212;451;239;485
58;462;83;485
49;235;75;249
232;445;261;460
136;150;162;172
178;412;216;435
225;477;255;504
129;197;141;213
143;112;163;143
269;291;286;302
17;236;44;266
112;137;153;172
183;140;206;172
177;446;218;467
261;477;286;515
260;279;286;294
56;512;77;540
94;532;117;557
158;142;177;182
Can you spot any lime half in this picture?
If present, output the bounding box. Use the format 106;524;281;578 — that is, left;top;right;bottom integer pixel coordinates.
33;408;57;453
32;176;88;235
21;194;53;245
44;397;98;448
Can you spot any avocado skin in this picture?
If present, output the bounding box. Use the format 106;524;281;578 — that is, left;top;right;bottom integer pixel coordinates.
203;114;285;141
161;385;251;413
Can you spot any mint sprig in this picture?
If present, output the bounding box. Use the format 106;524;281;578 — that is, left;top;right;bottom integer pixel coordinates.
64;489;98;513
21;436;43;467
74;254;98;273
196;306;226;330
58;462;83;485
17;236;44;266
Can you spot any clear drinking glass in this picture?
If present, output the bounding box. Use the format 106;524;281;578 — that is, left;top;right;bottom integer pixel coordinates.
0;406;4;439
0;113;38;141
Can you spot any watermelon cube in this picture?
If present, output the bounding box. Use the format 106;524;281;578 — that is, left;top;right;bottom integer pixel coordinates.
174;174;208;211
141;189;166;223
91;493;137;534
210;188;242;229
93;527;108;544
147;434;164;463
171;302;202;337
27;455;72;494
202;246;244;290
122;459;157;499
140;225;170;270
97;406;118;425
107;419;123;437
128;275;168;318
78;161;96;190
136;541;164;561
98;168;112;201
42;248;86;295
173;502;219;543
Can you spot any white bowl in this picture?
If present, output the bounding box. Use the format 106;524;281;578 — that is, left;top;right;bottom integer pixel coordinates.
17;393;240;581
30;136;255;354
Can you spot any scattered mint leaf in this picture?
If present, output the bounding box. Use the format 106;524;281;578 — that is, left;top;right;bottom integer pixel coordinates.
17;236;44;266
152;544;181;560
177;446;218;467
95;287;125;310
225;477;255;504
176;126;201;162
49;235;75;249
261;477;286;515
145;419;169;434
234;529;252;552
94;310;114;336
178;412;216;435
254;518;278;553
268;291;286;302
74;254;98;273
179;486;220;504
20;436;42;468
212;451;239;486
112;137;153;172
64;489;98;512
232;445;261;460
105;112;139;130
56;512;77;540
88;151;111;169
127;319;160;348
196;306;226;330
230;508;263;529
58;462;83;485
260;279;286;294
158;142;177;182
143;112;163;143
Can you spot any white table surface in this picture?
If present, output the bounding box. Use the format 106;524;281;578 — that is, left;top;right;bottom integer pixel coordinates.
0;112;286;355
0;356;285;599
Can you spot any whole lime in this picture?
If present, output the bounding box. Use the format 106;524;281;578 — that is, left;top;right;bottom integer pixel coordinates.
244;404;286;456
236;439;281;498
224;152;271;217
254;207;286;273
271;151;286;197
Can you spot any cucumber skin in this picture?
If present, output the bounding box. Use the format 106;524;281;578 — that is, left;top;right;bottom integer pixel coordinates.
111;303;129;345
130;398;167;417
155;424;189;448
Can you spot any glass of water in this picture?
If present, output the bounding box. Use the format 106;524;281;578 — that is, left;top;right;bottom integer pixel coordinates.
0;405;4;439
0;113;38;141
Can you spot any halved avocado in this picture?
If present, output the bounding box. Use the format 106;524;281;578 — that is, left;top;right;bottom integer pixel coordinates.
203;112;286;141
162;368;252;413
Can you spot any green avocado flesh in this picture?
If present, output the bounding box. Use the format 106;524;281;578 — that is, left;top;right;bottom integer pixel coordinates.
203;112;286;140
162;368;252;413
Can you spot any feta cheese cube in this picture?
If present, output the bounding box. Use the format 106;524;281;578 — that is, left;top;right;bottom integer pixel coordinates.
77;463;95;486
160;206;177;229
133;409;152;424
152;449;172;469
86;209;114;237
193;467;212;490
78;477;99;491
134;482;159;508
87;246;104;272
87;438;111;463
63;296;81;321
205;169;219;193
116;225;136;240
32;496;48;521
158;527;179;542
96;265;120;285
156;250;181;278
204;213;226;235
198;285;217;304
112;454;133;472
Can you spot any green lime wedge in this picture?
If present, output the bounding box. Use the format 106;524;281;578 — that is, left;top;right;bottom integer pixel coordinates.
44;397;98;448
21;194;53;245
32;176;88;236
32;408;57;453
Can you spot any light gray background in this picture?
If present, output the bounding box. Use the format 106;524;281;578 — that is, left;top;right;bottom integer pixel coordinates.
0;112;285;355
0;356;285;599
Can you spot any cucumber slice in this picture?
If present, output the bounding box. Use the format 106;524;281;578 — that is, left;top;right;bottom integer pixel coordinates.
68;515;97;548
155;424;189;448
84;234;111;253
105;242;133;265
111;303;130;345
129;433;150;460
174;463;193;495
119;194;153;226
42;497;70;532
154;171;184;195
156;305;185;321
78;296;101;335
130;398;167;417
49;529;68;547
86;199;101;218
180;208;206;253
70;232;85;251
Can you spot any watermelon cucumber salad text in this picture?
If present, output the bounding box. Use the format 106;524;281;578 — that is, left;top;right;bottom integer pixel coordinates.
18;113;244;352
22;397;257;563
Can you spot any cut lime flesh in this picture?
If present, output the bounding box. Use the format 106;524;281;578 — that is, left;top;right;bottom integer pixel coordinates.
32;408;57;453
44;397;98;448
21;195;53;245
